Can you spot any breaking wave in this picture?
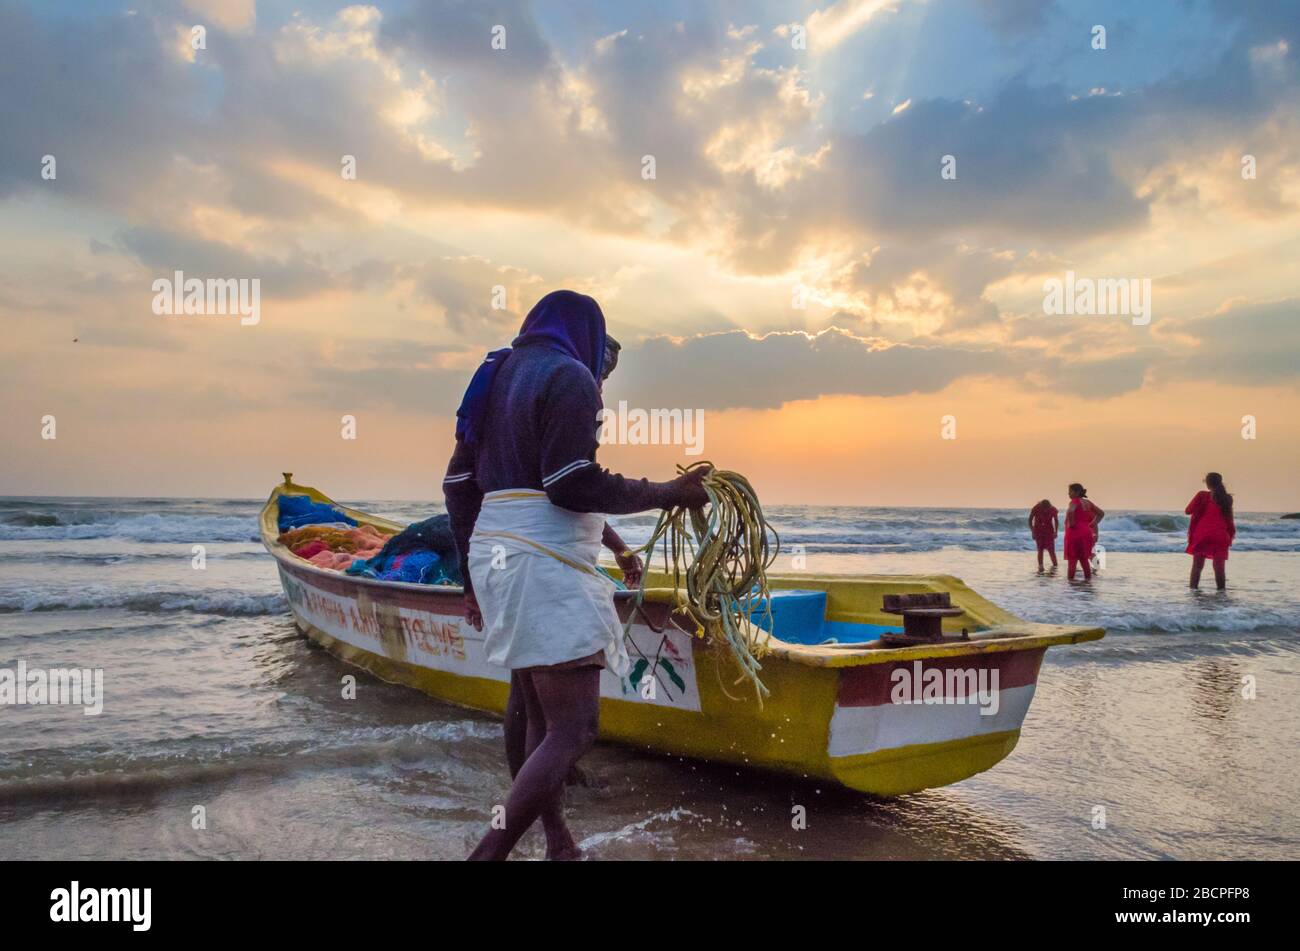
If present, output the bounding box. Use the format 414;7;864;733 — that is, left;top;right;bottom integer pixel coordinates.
0;587;285;616
0;513;259;543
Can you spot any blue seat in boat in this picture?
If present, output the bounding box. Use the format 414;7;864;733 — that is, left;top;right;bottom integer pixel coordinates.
754;589;828;643
752;588;905;645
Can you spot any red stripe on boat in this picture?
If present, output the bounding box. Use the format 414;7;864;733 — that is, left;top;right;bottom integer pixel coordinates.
277;553;676;628
278;557;468;616
836;648;1045;707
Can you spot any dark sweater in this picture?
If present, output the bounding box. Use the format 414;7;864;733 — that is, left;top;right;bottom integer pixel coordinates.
442;343;682;592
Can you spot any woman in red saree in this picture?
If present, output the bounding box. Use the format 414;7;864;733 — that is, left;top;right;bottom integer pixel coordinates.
1185;472;1235;590
1063;483;1105;581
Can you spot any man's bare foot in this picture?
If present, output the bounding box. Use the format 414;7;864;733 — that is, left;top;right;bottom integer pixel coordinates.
542;816;579;861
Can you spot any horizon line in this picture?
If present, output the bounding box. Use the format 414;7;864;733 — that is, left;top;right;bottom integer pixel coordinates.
0;493;1294;516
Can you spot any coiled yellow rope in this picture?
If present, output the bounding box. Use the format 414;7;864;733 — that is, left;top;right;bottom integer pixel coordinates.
628;462;779;704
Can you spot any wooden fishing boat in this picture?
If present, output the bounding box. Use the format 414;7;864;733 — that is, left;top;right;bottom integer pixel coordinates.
261;476;1104;796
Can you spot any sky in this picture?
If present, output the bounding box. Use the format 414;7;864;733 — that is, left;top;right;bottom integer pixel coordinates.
0;0;1297;509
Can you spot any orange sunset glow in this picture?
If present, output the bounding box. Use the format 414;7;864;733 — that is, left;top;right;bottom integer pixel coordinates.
1;0;1297;510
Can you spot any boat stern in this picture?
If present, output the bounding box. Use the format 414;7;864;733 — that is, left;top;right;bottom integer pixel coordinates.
775;624;1102;795
822;645;1045;795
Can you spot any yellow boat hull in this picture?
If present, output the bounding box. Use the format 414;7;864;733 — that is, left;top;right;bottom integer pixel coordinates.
261;478;1103;796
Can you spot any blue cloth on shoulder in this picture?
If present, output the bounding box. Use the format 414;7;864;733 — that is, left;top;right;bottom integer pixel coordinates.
454;290;607;446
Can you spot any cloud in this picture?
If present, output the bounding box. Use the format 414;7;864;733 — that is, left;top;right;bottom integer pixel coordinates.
4;0;1294;283
805;0;900;52
379;0;552;79
0;4;203;206
841;242;1022;331
291;364;469;414
1044;349;1156;400
972;0;1056;37
274;332;481;412
612;327;1019;411
406;254;539;342
117;227;334;301
182;0;256;34
1170;297;1300;385
809;81;1153;245
1;0;1298;431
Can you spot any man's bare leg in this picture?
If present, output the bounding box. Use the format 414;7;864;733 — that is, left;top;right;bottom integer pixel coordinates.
468;665;599;861
503;672;576;858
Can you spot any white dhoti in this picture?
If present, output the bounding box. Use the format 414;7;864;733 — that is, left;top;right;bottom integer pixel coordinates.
468;489;628;675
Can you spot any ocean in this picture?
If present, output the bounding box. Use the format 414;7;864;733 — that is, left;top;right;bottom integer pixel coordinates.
2;497;1297;860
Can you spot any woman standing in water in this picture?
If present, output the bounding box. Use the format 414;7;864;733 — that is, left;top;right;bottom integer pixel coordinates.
443;290;708;861
1062;483;1105;581
1185;472;1235;590
1028;499;1059;571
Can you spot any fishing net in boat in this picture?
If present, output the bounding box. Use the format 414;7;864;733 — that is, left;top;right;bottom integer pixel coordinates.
630;462;780;704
